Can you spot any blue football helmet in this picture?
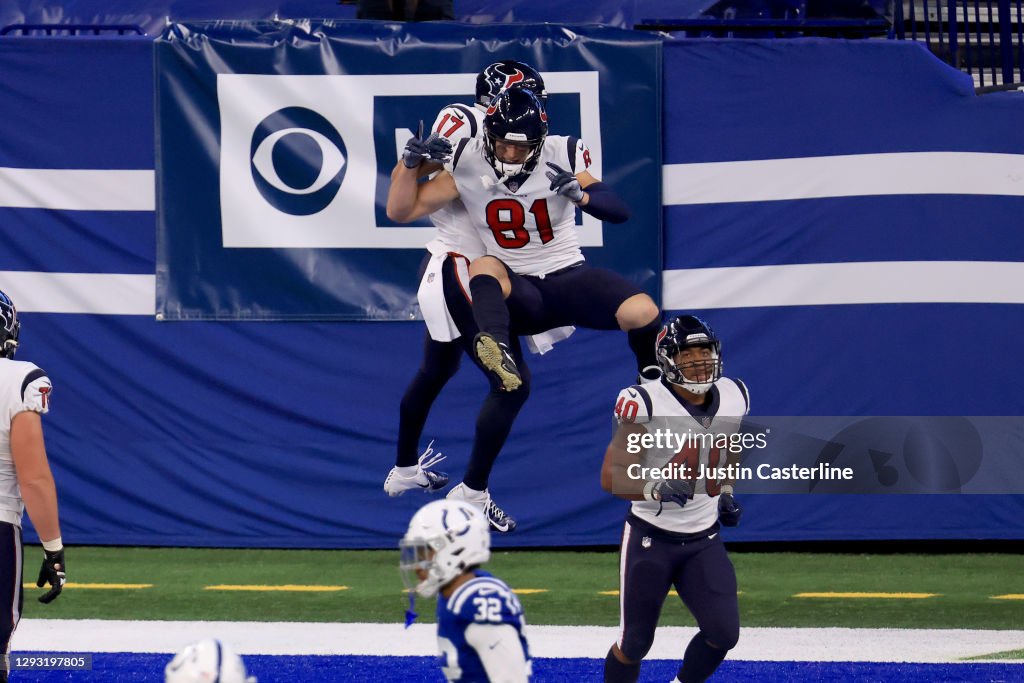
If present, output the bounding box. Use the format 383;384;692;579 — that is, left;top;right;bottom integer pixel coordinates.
483;88;548;178
656;315;722;394
476;60;547;107
0;290;20;360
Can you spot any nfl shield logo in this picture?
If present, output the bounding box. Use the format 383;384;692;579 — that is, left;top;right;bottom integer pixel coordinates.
641;536;652;549
507;180;519;192
427;273;435;283
702;417;713;429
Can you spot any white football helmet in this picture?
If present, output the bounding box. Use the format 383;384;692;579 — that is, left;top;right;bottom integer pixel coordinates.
165;639;256;683
400;499;491;598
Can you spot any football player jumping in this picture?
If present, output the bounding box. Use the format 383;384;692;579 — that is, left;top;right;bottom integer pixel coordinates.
401;499;532;682
387;85;662;533
0;290;66;682
600;315;748;683
384;61;553;536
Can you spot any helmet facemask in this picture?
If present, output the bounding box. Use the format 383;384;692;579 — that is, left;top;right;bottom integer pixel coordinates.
659;343;722;395
399;500;491;599
399;539;447;599
484;132;545;179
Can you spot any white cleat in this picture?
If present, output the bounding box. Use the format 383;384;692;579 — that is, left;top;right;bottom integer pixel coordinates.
384;441;449;497
447;483;517;533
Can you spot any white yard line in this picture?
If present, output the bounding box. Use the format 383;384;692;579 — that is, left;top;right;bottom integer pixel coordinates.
14;620;1024;663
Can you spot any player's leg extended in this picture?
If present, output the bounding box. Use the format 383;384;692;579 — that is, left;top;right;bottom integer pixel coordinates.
385;254;470;497
384;333;460;496
617;293;662;382
397;334;462;467
468;256;522;391
0;524;23;682
606;517;679;683
671;537;740;683
449;336;530;533
541;266;662;380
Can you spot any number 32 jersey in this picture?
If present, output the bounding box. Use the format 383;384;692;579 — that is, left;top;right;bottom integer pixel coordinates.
447;136;592;277
437;570;532;682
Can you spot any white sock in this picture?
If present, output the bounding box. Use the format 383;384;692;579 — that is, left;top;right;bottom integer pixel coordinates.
395;465;418;477
460;484;488;502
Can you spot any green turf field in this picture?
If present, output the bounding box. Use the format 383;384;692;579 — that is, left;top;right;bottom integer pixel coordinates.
21;546;1024;630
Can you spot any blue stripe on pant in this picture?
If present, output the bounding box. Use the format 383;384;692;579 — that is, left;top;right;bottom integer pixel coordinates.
617;515;739;662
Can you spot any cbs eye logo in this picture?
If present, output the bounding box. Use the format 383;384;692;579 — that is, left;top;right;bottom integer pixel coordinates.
250;107;347;216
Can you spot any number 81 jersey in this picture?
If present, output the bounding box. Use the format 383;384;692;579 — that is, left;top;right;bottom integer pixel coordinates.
436;571;532;682
448;135;592;277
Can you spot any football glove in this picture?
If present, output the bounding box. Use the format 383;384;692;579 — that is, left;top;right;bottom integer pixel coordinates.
718;492;743;527
402;120;453;169
545;162;585;203
37;547;66;604
652;479;693;508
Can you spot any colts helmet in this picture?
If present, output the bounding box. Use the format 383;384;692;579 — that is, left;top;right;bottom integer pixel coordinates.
476;60;547;107
0;290;20;360
656;315;723;395
164;639;256;683
400;499;491;599
483;87;548;178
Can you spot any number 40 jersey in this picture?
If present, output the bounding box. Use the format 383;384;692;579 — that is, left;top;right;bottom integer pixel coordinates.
436;570;532;682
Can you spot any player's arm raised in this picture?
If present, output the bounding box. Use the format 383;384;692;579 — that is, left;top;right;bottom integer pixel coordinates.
387;168;460;223
545;137;631;223
387;121;460;222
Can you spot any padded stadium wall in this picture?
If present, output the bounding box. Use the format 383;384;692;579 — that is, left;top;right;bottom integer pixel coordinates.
1;32;1022;547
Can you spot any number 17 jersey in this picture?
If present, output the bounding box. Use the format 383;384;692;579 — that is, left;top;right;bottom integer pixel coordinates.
447;135;592;277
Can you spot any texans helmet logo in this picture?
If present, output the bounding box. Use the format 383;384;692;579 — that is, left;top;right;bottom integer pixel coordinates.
503;69;525;89
485;70;528;116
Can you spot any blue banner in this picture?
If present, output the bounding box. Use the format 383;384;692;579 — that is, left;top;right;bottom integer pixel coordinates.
154;21;662;320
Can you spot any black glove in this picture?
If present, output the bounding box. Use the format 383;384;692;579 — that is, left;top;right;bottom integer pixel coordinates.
402;120;453;169
718;492;743;527
37;547;66;604
545;162;584;203
653;479;694;508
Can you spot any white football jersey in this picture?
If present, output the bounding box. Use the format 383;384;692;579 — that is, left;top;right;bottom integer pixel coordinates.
425;103;487;260
0;359;52;526
448;134;592;277
614;378;749;534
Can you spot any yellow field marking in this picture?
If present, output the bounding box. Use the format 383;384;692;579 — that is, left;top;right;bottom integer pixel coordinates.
204;584;349;592
599;590;744;597
991;594;1024;600
795;592;938;599
23;582;152;590
512;589;548;595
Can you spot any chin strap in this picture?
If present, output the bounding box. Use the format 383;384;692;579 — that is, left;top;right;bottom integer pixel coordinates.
404;591;418;629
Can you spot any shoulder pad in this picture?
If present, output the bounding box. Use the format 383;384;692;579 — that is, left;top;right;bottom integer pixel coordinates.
431;103;479;143
570;137;592;173
450;577;519;620
613;385;652;424
20;367;52;414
